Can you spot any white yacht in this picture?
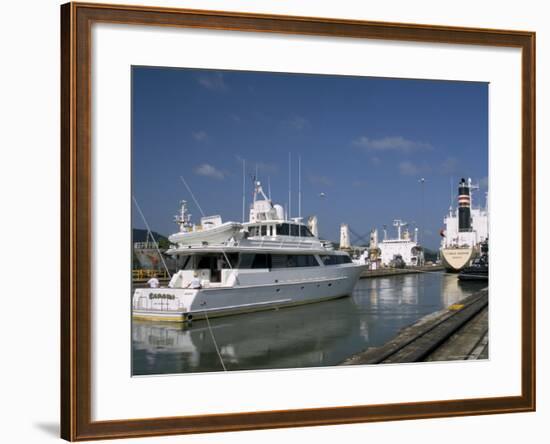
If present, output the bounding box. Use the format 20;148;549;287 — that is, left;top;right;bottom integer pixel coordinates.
132;181;366;322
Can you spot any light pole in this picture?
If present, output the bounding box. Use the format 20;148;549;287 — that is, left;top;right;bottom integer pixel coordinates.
419;178;425;244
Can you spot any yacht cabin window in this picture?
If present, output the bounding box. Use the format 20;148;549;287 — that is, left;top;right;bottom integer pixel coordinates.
275;223;314;237
180;253;238;271
238;253;320;269
276;223;289;236
249;223;313;237
299;225;312;237
178;253;345;271
251;254;270;269
271;254;319;268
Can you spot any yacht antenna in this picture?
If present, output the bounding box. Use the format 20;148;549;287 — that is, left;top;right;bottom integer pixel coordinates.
132;195;172;278
179;176;205;217
450;177;453;208
242;159;245;223
288;152;292;219
298;155;302;220
268;176;272;200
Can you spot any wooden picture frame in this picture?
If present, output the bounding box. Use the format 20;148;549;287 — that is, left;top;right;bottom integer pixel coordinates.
61;2;536;441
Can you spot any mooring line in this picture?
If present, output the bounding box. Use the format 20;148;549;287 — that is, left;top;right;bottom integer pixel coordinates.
203;311;227;371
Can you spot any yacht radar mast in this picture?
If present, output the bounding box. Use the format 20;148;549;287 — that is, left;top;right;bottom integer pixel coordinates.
253;180;270;203
174;200;192;232
249;180;284;223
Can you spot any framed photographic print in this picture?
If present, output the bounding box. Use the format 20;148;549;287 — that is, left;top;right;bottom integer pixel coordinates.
61;2;536;441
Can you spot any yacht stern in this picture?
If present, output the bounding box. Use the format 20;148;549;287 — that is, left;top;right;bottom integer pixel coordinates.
132;287;199;323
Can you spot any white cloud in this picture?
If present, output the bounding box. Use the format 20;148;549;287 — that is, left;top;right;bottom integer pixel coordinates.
192;131;208;142
308;174;333;186
440;156;459;174
234;156;279;175
283;115;308;130
197;72;228;91
353;135;432;153
194;163;224;180
399;161;430;176
255;161;279;175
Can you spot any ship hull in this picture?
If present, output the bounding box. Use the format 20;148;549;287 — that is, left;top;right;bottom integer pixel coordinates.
440;247;475;272
132;265;365;322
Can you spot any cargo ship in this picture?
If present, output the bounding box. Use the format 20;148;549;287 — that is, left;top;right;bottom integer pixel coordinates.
439;178;488;272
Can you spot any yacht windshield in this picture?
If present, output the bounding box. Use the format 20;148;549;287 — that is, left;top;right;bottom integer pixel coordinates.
275;223;313;237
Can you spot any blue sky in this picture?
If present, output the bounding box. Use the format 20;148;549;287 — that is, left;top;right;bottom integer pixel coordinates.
132;67;488;249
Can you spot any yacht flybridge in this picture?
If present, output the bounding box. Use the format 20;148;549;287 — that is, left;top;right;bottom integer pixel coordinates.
132;180;366;322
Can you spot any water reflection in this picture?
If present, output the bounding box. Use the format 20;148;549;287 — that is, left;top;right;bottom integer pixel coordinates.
132;272;486;375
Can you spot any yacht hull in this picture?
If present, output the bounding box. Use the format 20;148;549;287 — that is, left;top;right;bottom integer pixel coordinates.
133;265;364;322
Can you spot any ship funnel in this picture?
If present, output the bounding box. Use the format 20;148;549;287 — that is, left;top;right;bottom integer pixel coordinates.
458;177;472;232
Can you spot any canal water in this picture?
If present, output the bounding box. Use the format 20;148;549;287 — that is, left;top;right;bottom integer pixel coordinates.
132;272;486;375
